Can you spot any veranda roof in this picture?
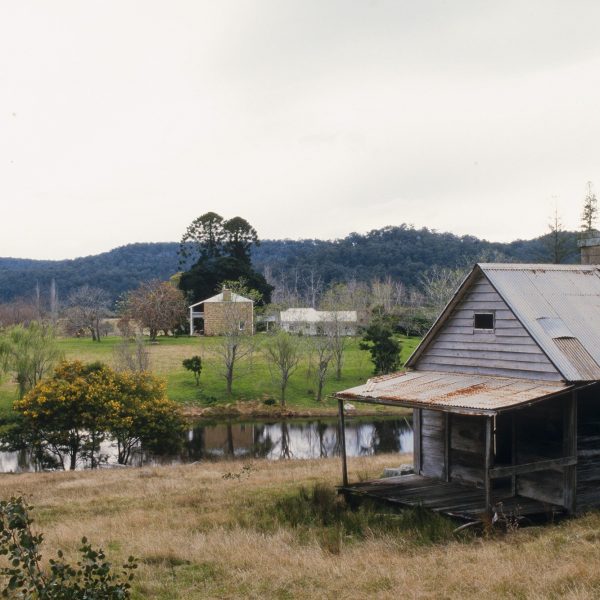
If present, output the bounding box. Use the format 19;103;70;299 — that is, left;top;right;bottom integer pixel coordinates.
336;370;572;415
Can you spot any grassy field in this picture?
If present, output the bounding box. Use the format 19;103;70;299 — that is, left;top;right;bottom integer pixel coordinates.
0;334;421;414
1;454;600;599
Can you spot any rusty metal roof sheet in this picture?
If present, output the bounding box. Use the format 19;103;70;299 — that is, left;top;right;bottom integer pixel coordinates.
480;264;600;381
336;370;571;414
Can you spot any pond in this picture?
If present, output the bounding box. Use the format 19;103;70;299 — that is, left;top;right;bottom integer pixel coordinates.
0;416;414;473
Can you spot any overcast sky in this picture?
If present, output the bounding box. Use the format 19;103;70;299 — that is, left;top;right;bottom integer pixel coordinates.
2;1;600;260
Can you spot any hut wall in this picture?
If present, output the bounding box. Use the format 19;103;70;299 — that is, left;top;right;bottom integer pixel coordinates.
576;384;600;511
449;414;485;485
415;274;562;381
418;411;485;485
419;410;445;479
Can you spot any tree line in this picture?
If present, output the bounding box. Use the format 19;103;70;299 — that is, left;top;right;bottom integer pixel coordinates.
0;222;585;306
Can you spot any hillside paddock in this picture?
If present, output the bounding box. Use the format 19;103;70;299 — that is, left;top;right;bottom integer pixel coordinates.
0;454;599;599
0;334;420;415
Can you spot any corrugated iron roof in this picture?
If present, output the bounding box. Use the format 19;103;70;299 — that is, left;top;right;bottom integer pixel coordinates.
480;264;600;381
406;264;600;382
189;291;253;307
336;370;571;414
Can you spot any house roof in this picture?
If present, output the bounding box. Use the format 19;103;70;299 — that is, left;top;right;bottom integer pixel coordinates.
407;263;600;382
280;308;357;323
189;291;253;308
336;370;572;415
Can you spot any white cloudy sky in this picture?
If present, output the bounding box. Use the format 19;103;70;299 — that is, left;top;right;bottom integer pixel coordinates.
2;1;600;259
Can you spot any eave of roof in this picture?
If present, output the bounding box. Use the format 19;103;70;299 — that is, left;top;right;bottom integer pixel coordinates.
335;370;573;416
405;266;482;369
188;292;253;307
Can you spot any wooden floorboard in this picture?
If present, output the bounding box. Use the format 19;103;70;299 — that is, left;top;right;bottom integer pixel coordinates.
341;474;564;521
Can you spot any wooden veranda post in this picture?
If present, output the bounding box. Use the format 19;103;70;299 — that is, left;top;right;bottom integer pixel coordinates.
338;399;348;486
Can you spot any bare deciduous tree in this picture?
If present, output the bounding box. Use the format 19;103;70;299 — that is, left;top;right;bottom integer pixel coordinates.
265;331;302;405
212;284;259;396
0;300;39;328
65;285;111;342
420;265;468;311
582;181;598;236
310;335;334;402
122;280;187;341
49;278;59;325
325;315;348;381
112;333;151;372
303;269;323;308
544;207;574;264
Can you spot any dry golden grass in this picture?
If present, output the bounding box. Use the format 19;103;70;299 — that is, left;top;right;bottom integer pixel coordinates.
1;455;600;599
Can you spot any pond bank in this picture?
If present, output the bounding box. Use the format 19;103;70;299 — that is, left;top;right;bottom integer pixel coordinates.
180;399;410;421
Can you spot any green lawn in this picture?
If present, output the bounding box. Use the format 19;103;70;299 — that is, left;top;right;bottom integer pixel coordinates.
0;334;421;413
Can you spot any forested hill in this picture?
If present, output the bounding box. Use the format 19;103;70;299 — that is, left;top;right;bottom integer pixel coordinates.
0;226;579;303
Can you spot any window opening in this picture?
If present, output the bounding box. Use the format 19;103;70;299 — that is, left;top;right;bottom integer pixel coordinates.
474;313;494;331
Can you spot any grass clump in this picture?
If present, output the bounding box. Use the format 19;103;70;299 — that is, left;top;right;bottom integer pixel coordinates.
247;483;459;550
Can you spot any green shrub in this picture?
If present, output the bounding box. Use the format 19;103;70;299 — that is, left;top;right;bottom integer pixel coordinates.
0;496;137;598
182;356;202;386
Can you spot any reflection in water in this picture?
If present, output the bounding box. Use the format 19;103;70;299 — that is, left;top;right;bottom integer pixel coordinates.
181;417;413;462
0;417;413;472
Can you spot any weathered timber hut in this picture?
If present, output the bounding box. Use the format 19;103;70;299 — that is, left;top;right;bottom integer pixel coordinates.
336;263;600;521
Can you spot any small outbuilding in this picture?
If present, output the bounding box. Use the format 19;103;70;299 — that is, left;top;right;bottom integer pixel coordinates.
189;288;253;336
336;263;600;521
280;308;357;336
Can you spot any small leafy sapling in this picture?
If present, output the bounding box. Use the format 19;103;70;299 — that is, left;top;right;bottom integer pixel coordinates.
182;356;202;386
0;496;137;599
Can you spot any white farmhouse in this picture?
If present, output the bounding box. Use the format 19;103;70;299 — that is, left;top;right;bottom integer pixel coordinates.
279;308;357;336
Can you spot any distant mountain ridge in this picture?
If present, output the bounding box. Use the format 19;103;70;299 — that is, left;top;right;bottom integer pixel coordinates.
0;225;579;303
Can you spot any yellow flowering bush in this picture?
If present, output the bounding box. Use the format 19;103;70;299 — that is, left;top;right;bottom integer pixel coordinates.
13;361;184;470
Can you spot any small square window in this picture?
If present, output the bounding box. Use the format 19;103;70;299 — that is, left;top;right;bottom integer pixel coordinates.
474;313;494;331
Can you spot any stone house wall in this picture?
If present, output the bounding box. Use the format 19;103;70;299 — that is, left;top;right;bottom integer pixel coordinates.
204;301;253;336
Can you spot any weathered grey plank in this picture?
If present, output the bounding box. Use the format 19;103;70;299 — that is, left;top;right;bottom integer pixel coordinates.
431;340;544;354
417;362;564;381
435;333;534;344
420;409;446;479
418;357;558;371
517;471;564;506
490;456;576;479
424;348;555;364
413;408;421;474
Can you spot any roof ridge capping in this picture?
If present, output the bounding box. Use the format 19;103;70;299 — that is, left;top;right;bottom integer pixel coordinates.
478;263;600;271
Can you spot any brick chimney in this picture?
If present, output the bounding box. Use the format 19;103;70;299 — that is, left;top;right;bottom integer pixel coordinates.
222;288;232;301
579;235;600;265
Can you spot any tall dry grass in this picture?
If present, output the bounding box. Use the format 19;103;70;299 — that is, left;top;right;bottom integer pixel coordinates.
1;455;599;599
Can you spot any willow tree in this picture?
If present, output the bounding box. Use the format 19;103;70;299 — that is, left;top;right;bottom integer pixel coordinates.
0;322;62;398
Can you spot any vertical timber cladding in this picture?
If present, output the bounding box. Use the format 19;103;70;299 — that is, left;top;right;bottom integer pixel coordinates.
420;410;445;479
419;409;486;484
415;273;562;381
449;414;486;485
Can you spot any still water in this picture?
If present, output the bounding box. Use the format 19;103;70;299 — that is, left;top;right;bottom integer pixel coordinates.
0;417;413;473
